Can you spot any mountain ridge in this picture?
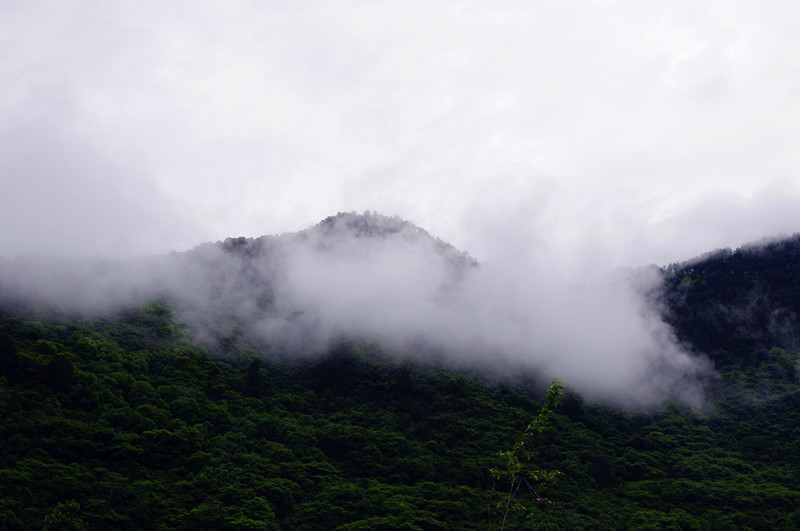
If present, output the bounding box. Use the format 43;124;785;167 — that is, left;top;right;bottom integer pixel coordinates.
2;221;800;528
198;211;477;271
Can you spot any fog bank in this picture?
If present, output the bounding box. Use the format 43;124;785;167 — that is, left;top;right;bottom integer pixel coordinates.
0;212;709;408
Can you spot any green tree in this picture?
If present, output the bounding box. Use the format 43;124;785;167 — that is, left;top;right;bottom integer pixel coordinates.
491;379;564;530
42;500;87;531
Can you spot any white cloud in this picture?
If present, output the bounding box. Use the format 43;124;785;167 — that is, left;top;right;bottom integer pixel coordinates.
0;3;799;406
0;213;711;407
3;2;800;262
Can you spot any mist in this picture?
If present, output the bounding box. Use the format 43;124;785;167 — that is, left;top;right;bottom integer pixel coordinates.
0;212;711;408
0;2;796;408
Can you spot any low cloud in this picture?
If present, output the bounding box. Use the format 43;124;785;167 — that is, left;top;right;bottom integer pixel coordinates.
0;212;710;409
0;119;204;259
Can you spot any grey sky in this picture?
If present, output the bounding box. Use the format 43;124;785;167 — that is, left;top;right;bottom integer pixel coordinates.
2;1;800;267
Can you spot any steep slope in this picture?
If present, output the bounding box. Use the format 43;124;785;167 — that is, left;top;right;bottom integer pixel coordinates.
662;234;800;371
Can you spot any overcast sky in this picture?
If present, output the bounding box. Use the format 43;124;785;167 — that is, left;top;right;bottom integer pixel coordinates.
3;1;800;270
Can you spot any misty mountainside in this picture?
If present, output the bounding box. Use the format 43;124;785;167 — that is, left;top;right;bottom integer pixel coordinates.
0;211;709;407
0;212;475;350
3;226;800;528
662;234;800;371
172;211;478;353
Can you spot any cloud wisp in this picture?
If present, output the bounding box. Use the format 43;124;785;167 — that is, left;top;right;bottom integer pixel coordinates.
0;212;710;409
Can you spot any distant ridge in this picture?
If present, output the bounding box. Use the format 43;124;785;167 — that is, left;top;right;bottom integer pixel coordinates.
203;211;476;269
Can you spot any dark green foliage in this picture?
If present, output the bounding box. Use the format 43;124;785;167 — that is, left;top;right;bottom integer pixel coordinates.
1;234;800;528
0;310;505;529
491;379;564;530
42;500;87;531
663;235;800;367
2;304;799;530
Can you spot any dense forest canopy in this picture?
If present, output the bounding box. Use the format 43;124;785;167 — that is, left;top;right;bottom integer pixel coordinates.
2;220;800;529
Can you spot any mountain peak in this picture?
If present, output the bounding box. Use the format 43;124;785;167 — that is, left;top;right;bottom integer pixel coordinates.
315;211;414;238
209;211;476;269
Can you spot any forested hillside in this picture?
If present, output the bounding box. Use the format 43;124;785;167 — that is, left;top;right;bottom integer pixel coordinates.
2;234;800;529
663;235;800;371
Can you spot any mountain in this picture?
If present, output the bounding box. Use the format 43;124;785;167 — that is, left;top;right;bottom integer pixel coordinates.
161;211;479;355
215;211;474;268
1;220;800;529
0;211;478;354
